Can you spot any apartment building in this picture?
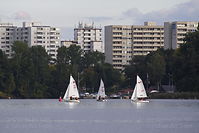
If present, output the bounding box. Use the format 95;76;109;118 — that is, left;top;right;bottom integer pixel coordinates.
15;22;61;60
74;23;104;53
0;23;17;58
0;22;61;60
164;21;198;49
105;22;164;70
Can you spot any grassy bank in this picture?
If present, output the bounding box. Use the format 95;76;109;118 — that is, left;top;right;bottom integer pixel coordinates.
149;92;199;99
0;91;10;99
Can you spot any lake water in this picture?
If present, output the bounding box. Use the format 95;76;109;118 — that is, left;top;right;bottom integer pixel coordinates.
0;99;199;133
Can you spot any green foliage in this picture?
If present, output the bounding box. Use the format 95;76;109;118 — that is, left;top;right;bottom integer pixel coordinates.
124;52;166;90
28;46;50;98
0;49;14;97
53;46;82;97
2;42;122;98
124;56;147;88
53;45;122;96
12;41;29;55
146;51;166;88
149;92;199;99
172;29;199;92
81;51;105;69
2;41;51;98
56;46;71;65
67;45;82;65
4;73;15;95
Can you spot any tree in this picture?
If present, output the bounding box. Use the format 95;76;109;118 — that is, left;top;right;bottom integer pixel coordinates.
124;56;147;88
159;49;175;85
10;42;51;98
173;29;199;92
146;51;166;90
4;73;16;95
0;50;10;92
56;46;70;65
101;63;122;92
52;45;83;98
11;41;30;97
29;46;50;98
81;67;98;92
81;51;105;69
67;45;83;65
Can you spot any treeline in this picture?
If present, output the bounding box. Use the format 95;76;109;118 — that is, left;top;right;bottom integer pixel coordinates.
0;29;199;98
0;41;122;98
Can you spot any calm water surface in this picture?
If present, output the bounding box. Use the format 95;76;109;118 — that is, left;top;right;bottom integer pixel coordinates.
0;99;199;133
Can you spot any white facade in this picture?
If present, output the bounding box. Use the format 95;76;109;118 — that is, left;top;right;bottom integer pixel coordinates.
15;22;61;60
90;41;104;52
0;23;16;58
164;21;198;49
0;22;61;60
61;40;77;48
74;23;103;53
105;22;164;70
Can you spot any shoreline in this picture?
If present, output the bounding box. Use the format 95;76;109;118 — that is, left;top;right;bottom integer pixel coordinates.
1;91;199;99
149;92;199;99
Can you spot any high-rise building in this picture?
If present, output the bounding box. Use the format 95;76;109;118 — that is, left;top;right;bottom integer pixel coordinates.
74;22;103;53
105;22;164;70
164;21;198;49
0;23;17;58
15;22;61;60
1;22;61;60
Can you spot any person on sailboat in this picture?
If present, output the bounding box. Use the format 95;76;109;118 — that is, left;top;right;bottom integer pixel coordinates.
98;96;101;101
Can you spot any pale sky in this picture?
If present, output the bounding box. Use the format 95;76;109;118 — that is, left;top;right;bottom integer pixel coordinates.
0;0;198;39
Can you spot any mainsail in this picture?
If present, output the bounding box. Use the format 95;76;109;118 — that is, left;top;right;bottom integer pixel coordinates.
96;79;106;100
63;75;79;101
131;75;148;100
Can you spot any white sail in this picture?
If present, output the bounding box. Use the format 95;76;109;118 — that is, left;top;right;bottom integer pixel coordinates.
63;75;79;101
131;84;137;100
131;75;148;101
136;75;147;98
63;86;69;100
96;79;106;100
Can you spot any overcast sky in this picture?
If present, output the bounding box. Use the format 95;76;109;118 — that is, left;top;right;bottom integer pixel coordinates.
0;0;198;39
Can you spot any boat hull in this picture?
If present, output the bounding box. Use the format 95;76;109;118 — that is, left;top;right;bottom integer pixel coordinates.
97;99;107;102
131;99;149;103
63;99;80;103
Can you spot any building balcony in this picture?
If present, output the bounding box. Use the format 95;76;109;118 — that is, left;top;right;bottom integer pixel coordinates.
113;39;122;41
113;48;122;50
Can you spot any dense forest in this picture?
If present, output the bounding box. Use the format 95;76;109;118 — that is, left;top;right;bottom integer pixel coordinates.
0;29;199;98
0;41;122;98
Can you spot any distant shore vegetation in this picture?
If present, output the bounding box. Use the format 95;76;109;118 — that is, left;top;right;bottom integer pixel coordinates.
0;28;199;99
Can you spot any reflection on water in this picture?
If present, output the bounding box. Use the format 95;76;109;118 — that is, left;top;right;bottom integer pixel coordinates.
131;101;146;109
0;99;199;133
63;102;80;109
96;100;107;109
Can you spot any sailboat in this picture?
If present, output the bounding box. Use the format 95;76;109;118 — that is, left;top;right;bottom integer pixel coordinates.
62;75;80;103
96;79;107;102
131;75;149;103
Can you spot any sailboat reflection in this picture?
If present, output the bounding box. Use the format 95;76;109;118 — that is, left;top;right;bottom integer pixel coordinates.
64;102;79;109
